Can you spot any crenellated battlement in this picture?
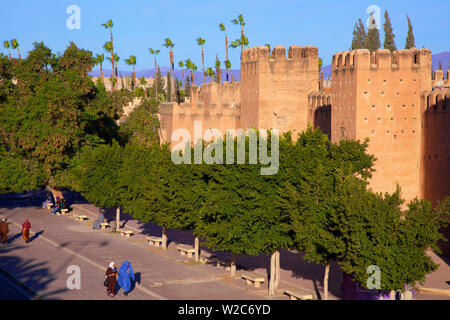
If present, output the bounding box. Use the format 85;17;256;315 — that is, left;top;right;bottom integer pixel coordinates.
332;47;432;72
422;88;450;113
241;45;318;64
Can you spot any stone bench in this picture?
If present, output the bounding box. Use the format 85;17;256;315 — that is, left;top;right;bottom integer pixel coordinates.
100;223;109;230
177;245;196;258
61;208;69;215
242;274;265;288
146;236;163;247
120;230;133;238
46;203;54;209
75;215;88;222
284;289;313;300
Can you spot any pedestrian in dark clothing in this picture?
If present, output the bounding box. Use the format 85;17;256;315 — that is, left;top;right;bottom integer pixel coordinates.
105;262;118;297
0;219;9;244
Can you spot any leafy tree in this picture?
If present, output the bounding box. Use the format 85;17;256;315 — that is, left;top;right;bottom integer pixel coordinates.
119;98;160;147
438;61;442;70
383;10;397;52
334;184;448;296
405;15;415;49
318;57;323;72
281;128;375;300
196;37;206;84
192;63;198;85
195;132;292;291
0;42;121;199
366;14;381;52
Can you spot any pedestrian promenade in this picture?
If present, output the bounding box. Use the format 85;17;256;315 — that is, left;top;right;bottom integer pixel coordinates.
0;193;449;300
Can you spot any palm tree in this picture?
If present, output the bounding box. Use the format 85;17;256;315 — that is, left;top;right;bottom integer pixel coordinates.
114;53;120;78
103;41;114;88
231;14;245;54
163;38;175;101
219;23;229;81
230;35;249;51
178;61;185;89
149;48;160;99
107;52;120;88
10;39;21;60
102;20;115;88
265;44;272;58
205;67;215;83
139;77;148;98
3;41;11;60
94;54;105;84
185;58;193;83
196;37;206;84
125;55;137;90
224;60;233;82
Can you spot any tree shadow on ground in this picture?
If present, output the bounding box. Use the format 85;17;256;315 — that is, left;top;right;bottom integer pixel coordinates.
0;242;66;300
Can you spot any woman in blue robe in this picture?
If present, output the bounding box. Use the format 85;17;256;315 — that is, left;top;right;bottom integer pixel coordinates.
118;260;135;296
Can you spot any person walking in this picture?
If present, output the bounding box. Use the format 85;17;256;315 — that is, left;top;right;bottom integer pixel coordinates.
0;218;9;244
105;262;118;297
118;260;135;296
22;219;31;243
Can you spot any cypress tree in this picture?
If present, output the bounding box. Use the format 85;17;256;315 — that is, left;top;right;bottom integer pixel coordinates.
351;22;364;50
366;14;381;52
214;55;221;84
405;15;415;49
358;19;367;49
166;72;171;101
438;61;442;70
383;10;397;52
185;76;191;98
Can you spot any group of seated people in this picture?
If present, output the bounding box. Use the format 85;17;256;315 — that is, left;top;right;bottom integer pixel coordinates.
42;195;68;214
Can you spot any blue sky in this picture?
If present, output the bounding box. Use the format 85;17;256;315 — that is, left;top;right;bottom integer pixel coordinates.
1;0;449;71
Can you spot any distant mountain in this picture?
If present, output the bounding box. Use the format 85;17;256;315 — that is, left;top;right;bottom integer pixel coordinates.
90;52;448;84
321;51;450;80
90;68;240;85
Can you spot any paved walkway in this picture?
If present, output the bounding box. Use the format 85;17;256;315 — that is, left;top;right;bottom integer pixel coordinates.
0;192;449;300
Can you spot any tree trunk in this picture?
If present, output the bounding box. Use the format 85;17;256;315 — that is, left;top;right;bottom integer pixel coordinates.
17;48;21;60
132;67;136;91
194;237;200;262
116;206;121;230
324;262;330;300
154;57;158;100
49;187;63;202
390;290;396;300
231;254;236;277
269;252;276;296
225;33;229;81
100;65;104;85
182;69;185;89
110;31;115;90
8;49;11;61
202;47;205;84
275;250;280;290
230;70;234;83
241;26;244;54
170;51;175;102
162;226;167;250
